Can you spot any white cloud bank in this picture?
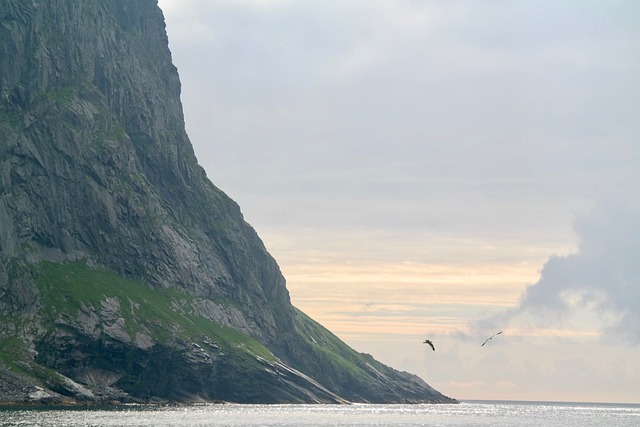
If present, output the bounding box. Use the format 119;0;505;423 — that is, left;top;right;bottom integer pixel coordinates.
478;195;640;344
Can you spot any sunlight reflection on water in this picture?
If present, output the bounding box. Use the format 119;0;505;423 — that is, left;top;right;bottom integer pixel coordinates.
0;402;639;427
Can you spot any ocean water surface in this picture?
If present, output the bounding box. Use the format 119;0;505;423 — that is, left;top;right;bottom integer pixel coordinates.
1;401;639;426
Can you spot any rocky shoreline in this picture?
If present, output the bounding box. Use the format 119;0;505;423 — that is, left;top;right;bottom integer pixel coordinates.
0;357;456;406
0;360;136;406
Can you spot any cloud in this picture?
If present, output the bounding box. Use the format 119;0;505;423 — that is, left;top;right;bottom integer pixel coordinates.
160;0;640;235
482;195;640;344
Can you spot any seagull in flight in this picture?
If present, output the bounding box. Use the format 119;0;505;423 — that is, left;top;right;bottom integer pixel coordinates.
481;331;503;347
423;339;435;351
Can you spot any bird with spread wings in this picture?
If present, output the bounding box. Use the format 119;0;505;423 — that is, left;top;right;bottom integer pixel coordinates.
481;331;503;347
423;339;435;351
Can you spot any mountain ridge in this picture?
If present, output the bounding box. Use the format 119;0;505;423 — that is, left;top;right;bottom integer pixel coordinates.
0;0;455;405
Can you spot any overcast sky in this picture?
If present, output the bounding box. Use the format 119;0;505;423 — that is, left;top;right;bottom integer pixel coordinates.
158;0;640;403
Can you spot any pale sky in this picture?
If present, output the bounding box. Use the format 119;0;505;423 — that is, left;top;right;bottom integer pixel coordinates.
158;0;640;404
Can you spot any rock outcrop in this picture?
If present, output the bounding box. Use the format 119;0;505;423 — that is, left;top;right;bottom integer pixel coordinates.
0;0;455;405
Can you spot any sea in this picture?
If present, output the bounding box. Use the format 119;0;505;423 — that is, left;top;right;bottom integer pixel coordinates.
1;400;639;427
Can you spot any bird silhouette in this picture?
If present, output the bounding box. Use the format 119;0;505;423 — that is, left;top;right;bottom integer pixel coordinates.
481;331;503;347
423;339;435;351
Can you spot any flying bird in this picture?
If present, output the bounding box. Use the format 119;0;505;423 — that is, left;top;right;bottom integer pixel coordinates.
423;339;435;351
481;331;503;347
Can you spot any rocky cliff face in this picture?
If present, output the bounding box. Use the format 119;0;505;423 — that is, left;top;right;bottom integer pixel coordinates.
0;0;455;405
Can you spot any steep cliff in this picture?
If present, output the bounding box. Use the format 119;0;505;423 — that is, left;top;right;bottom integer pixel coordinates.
0;0;455;404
